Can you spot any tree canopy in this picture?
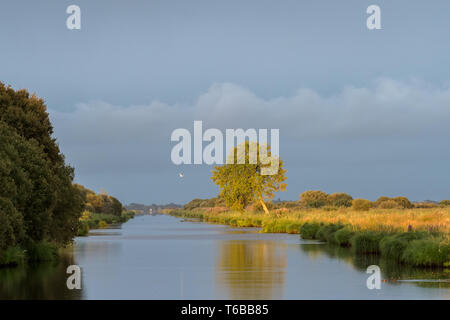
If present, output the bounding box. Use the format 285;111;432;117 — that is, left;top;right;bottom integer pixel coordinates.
0;83;83;251
211;142;286;214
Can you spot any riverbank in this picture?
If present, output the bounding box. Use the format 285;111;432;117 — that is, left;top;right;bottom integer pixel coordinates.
77;211;135;236
167;208;450;268
0;211;135;268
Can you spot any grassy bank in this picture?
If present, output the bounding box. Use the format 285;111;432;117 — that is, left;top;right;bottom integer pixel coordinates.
0;211;135;268
168;208;450;268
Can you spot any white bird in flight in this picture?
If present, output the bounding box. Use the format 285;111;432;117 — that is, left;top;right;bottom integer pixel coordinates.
179;173;184;178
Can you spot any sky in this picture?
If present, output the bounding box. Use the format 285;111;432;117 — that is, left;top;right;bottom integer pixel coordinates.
1;0;450;204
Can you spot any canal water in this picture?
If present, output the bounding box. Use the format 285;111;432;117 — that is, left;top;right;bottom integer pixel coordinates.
1;214;449;299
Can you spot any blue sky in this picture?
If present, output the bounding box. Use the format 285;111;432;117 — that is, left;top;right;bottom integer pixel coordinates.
1;1;450;204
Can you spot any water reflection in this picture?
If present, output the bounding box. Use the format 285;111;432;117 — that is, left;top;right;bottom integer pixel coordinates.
0;249;82;300
299;243;450;289
216;240;286;299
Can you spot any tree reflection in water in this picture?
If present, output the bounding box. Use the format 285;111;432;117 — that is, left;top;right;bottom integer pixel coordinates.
216;240;287;299
0;249;83;300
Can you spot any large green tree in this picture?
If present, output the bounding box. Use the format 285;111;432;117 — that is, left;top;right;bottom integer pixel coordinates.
211;142;287;214
0;83;83;249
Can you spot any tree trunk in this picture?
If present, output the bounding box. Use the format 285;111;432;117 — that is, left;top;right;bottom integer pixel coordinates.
259;194;270;215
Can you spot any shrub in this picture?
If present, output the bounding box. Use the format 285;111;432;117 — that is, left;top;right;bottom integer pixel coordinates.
375;196;391;206
327;193;353;207
299;190;328;208
401;239;450;267
26;241;58;262
439;200;450;207
315;224;344;244
0;246;26;267
77;221;90;236
334;228;355;247
380;232;427;261
392;197;413;209
378;200;402;209
413;202;438;209
376;196;412;209
352;199;373;211
351;231;384;254
300;223;321;240
98;220;108;229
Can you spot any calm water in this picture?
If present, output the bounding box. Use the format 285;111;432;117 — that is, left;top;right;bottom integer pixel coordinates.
1;214;449;299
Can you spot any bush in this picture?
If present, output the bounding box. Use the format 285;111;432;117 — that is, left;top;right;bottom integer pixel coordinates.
378;200;402;209
0;246;26;267
413;202;438;209
380;232;427;261
376;196;412;209
351;231;384;254
315;224;344;244
375;196;391;206
77;221;90;236
26;241;58;263
299;190;328;208
392;197;413;209
334;228;355;247
352;199;373;211
401;239;450;267
439;200;450;207
300;223;321;240
98;221;108;229
327;193;353;207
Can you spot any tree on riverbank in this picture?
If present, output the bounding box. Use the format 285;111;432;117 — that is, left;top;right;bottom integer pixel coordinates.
0;84;83;265
211;142;287;214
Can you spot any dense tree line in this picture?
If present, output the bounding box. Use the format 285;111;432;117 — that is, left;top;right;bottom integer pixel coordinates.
75;184;123;216
0;84;83;261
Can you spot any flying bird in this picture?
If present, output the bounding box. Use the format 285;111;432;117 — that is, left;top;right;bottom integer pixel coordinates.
179;173;184;178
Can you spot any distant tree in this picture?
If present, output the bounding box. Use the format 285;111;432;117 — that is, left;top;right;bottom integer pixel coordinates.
392;196;413;209
375;196;391;207
378;200;401;209
299;190;328;208
439;200;450;207
352;199;373;211
211;142;287;214
327;193;353;208
375;196;412;209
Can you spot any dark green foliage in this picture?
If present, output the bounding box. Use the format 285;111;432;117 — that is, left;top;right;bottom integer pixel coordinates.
299;222;321;239
350;231;384;254
401;239;450;267
333;228;355;247
0;246;26;267
26;242;58;263
380;232;427;261
315;223;344;244
0;83;83;263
